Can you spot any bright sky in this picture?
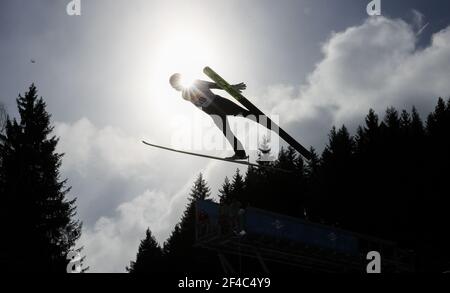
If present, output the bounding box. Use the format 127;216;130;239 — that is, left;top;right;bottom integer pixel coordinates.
1;0;450;272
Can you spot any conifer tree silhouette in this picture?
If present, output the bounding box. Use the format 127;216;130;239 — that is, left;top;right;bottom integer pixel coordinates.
163;173;219;272
127;228;164;273
218;176;232;204
0;84;82;272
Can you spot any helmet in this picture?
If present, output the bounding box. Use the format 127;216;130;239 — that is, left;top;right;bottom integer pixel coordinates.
169;73;182;89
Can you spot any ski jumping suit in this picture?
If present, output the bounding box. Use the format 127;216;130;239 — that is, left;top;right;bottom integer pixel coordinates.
183;80;265;156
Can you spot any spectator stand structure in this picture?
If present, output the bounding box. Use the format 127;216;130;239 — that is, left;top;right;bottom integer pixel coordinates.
195;200;415;273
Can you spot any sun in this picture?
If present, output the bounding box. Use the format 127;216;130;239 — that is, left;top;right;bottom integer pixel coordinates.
145;28;224;141
154;30;216;88
178;75;196;89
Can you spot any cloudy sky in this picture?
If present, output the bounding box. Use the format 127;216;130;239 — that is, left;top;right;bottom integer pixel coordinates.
1;0;450;272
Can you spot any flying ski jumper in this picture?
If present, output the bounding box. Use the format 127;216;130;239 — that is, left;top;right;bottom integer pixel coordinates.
143;67;311;169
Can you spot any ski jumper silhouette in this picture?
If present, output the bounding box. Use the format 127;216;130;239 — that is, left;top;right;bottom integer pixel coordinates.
168;68;312;161
170;73;256;160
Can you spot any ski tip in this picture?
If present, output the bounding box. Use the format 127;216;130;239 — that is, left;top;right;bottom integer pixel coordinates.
203;66;216;77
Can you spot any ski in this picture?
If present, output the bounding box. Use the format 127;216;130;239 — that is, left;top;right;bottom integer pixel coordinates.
203;67;312;161
142;141;292;173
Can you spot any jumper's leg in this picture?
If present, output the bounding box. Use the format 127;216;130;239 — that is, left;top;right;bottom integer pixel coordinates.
211;114;246;154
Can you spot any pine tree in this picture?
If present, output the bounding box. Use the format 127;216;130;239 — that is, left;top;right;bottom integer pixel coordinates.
304;147;320;221
365;109;379;130
189;173;211;201
268;147;307;216
305;147;319;179
426;97;449;140
163;173;217;272
276;146;297;171
316;125;355;227
355;109;380;155
400;110;411;131
0;84;82;272
163;224;183;263
230;169;245;203
322;125;354;167
218;177;232;204
384;107;401;130
410;107;425;137
127;228;164;273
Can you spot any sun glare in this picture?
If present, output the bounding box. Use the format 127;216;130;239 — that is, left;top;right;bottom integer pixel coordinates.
154;30;215;88
146;27;224;139
179;75;196;89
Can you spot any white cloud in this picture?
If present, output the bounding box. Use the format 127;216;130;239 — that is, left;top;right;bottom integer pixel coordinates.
54;117;209;222
55;118;157;180
254;17;450;147
80;189;170;273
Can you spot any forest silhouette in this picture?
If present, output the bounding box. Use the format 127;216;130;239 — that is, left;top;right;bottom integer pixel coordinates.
128;97;450;273
1;85;449;272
